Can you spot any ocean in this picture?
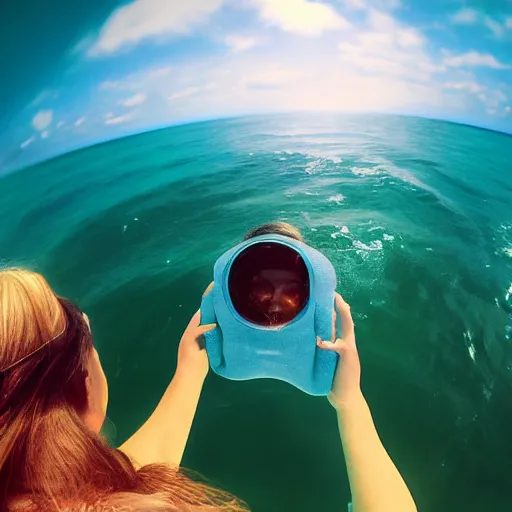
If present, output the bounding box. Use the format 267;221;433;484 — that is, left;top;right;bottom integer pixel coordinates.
1;113;511;512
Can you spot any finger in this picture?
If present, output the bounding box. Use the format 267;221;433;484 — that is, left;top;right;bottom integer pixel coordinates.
202;281;214;298
316;336;346;353
335;293;355;338
187;309;202;328
196;323;217;336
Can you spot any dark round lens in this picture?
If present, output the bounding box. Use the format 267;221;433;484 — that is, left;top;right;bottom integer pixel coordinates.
228;242;310;327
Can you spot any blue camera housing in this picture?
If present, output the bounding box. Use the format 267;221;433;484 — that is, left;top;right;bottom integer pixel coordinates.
200;234;338;396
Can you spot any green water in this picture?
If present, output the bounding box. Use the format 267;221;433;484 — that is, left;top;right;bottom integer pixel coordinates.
1;113;512;511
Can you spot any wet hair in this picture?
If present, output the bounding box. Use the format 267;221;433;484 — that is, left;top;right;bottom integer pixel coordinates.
0;268;248;512
243;222;304;242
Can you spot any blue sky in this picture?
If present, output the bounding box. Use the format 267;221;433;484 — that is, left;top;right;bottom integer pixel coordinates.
1;0;511;173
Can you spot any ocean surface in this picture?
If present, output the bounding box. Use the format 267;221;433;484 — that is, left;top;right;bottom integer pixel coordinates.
1;113;512;512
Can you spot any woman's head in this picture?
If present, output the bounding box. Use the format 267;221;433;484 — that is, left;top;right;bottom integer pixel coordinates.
0;268;108;434
243;221;304;243
0;269;247;511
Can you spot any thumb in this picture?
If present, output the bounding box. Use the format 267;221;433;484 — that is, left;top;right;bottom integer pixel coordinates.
196;323;217;336
316;337;347;354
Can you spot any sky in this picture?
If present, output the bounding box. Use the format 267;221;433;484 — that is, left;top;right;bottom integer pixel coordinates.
1;0;511;173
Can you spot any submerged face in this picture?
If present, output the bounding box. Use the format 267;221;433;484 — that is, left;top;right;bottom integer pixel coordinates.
229;242;310;326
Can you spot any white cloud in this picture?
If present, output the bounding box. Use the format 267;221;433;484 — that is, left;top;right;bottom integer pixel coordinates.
32;110;53;131
30;89;56;107
338;11;437;82
505;106;511;114
105;113;134;125
444;51;510;69
149;67;171;78
451;8;478;24
345;0;366;8
225;35;259;53
444;82;484;94
506;18;512;29
89;45;480;131
243;63;304;88
57;121;66;128
484;17;505;38
478;89;508;108
20;135;35;149
168;87;200;101
348;0;401;9
41;131;50;139
120;92;147;106
253;0;350;36
99;80;120;90
74;116;86;127
451;9;505;38
89;0;224;56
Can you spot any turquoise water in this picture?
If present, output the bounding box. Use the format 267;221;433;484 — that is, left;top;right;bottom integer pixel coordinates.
1;113;512;511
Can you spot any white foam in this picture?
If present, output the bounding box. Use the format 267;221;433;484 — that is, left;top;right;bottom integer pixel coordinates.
327;194;345;205
304;150;343;163
351;166;382;176
368;226;385;232
383;234;395;241
353;240;383;251
463;331;476;362
468;344;476;362
503;248;512;258
305;160;322;174
355;158;434;195
505;283;512;302
331;226;351;239
122;225;127;233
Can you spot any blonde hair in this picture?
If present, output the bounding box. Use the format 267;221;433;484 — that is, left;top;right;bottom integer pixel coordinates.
243;222;304;242
0;268;66;370
0;269;248;512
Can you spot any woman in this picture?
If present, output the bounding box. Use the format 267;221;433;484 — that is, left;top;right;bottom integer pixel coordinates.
0;221;417;512
0;269;246;511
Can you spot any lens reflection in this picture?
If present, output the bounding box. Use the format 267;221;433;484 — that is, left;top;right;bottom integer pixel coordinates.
228;242;310;326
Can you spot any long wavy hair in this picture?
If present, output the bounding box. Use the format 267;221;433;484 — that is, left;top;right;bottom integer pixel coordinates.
0;269;248;512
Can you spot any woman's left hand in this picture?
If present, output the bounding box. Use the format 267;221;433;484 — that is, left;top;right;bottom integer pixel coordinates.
176;282;216;382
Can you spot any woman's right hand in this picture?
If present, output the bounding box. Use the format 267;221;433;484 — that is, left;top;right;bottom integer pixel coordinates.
317;292;362;410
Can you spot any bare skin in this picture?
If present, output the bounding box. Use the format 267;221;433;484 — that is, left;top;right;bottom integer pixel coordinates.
84;286;417;511
317;293;417;512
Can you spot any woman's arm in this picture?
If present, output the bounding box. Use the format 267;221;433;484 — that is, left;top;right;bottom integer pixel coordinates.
317;294;417;512
119;285;216;468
